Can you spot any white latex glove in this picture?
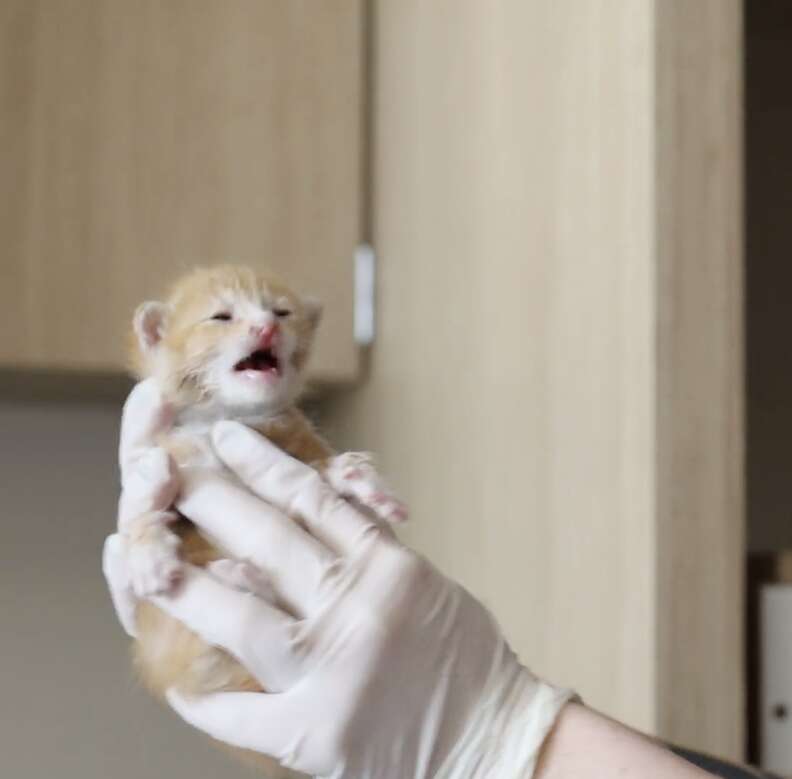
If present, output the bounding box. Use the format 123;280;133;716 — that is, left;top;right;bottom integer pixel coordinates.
103;383;574;778
103;379;179;637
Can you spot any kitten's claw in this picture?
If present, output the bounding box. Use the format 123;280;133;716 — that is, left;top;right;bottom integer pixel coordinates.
323;452;409;524
127;523;182;597
207;559;276;602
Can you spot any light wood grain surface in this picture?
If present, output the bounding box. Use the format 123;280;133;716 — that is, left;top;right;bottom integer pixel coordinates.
655;0;744;755
0;0;363;381
325;0;658;734
322;0;743;758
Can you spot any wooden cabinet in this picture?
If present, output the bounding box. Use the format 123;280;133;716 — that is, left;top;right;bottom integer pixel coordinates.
324;0;743;760
0;0;363;382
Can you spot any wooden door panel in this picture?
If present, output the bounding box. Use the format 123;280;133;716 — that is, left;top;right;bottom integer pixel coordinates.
0;0;363;381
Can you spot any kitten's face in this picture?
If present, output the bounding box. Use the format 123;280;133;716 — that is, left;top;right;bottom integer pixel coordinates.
133;266;321;415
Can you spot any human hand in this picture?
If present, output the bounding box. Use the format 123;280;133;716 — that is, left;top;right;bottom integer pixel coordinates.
103;379;179;637
114;420;573;778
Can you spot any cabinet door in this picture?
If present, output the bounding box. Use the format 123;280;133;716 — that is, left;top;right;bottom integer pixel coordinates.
0;0;363;382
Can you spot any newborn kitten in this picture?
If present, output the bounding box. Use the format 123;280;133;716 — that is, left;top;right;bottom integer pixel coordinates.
122;265;405;778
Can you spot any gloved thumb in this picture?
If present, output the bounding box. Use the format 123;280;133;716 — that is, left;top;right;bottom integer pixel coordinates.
102;534;138;638
166;689;311;771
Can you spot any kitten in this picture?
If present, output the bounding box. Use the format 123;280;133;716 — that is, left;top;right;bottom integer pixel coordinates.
122;265;405;778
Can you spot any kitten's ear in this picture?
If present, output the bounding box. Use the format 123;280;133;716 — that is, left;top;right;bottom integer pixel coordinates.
133;301;169;351
302;296;323;331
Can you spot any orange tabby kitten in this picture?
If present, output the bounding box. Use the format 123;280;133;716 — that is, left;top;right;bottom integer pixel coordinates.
122;265;405;778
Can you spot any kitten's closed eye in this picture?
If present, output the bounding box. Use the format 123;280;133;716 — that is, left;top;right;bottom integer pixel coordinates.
273;308;292;318
211;312;233;322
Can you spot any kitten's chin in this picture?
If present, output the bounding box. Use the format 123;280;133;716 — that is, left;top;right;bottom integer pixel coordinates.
215;369;297;415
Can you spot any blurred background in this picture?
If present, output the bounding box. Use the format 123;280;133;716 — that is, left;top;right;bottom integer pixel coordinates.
5;0;791;776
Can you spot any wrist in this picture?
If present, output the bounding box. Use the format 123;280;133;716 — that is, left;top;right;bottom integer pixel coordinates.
481;669;575;778
532;703;711;779
435;660;575;779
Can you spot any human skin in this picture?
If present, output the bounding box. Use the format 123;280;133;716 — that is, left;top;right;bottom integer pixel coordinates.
533;703;712;779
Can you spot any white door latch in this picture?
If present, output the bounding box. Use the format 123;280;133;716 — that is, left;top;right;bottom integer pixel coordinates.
354;243;376;345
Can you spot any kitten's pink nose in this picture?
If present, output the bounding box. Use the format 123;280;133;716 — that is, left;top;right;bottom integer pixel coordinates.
253;322;278;349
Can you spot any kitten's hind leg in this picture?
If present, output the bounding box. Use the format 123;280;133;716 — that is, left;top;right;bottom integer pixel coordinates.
321;452;408;524
125;511;183;597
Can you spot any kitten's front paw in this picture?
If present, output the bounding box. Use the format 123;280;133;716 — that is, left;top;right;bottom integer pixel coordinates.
127;520;182;597
323;452;409;524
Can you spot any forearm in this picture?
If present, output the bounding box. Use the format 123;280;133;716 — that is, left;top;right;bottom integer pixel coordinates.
534;703;712;779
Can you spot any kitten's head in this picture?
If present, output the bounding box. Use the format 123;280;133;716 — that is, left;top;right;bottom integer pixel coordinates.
130;265;321;416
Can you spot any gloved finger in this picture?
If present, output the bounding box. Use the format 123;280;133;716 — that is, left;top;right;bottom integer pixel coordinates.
102;534;138;638
117;447;179;529
152;565;303;692
176;468;333;616
166;689;307;769
118;379;175;479
206;559;278;604
213;422;381;557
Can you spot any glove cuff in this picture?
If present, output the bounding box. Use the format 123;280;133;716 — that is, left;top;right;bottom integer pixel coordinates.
434;663;575;779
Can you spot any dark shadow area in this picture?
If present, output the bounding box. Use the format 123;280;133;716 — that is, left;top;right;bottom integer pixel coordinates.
746;0;792;555
745;0;792;766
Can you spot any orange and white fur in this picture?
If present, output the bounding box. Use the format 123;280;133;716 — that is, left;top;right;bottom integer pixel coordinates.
121;266;405;778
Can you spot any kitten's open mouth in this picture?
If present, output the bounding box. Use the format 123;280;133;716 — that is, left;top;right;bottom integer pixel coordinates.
234;348;281;375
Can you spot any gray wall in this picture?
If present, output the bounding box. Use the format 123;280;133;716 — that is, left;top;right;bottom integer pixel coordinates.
0;402;249;778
